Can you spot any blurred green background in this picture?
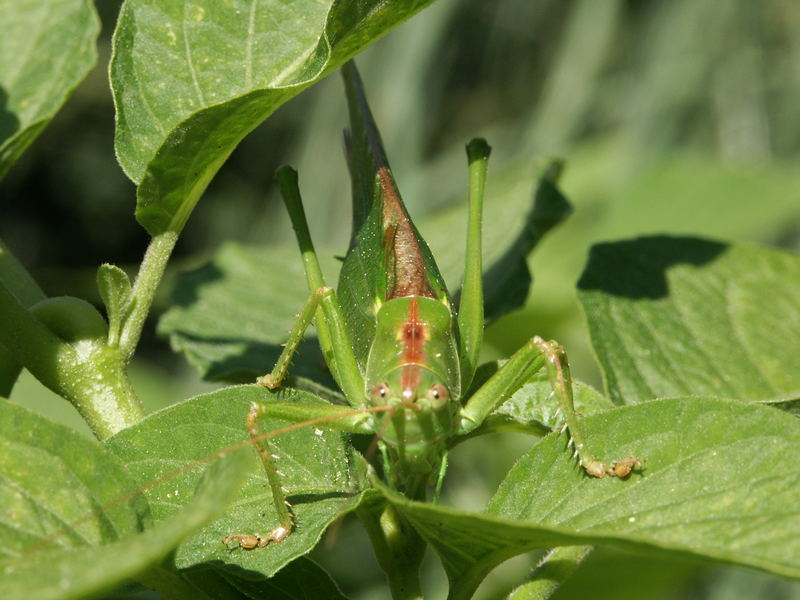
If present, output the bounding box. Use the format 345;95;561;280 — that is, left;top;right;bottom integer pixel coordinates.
3;0;800;598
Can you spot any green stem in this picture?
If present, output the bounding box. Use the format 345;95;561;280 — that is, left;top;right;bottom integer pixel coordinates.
357;496;425;600
509;546;593;600
119;230;178;362
0;281;143;439
76;346;143;440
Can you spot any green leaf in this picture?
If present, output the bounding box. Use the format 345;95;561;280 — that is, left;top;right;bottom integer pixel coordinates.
505;148;800;359
105;384;368;579
389;397;800;599
159;243;340;386
0;401;247;599
30;296;108;343
0;0;99;178
1;449;249;600
0;400;148;555
111;0;436;235
97;263;134;348
577;237;800;404
478;161;572;323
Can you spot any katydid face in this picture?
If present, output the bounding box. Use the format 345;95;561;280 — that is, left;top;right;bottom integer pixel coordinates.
365;296;461;453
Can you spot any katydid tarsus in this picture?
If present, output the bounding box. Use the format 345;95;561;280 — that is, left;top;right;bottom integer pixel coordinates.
223;61;641;551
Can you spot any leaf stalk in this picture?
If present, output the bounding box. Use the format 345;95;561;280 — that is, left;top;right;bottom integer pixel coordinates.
119;230;178;361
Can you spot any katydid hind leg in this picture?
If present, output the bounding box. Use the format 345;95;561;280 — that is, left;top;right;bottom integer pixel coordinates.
273;165;365;406
532;337;643;478
457;139;491;388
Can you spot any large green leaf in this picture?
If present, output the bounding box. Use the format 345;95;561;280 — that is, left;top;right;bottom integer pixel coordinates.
105;384;368;579
111;0;435;235
388;397;800;599
0;0;99;178
0;400;148;557
577;237;800;405
0;400;250;600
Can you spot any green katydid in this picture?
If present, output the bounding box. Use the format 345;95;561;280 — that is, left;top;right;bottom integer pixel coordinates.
223;61;641;551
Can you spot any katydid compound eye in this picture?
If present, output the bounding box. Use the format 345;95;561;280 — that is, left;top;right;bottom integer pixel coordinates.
371;382;391;400
427;384;448;403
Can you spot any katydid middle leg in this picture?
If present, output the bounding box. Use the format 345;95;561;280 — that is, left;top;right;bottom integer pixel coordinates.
256;285;334;390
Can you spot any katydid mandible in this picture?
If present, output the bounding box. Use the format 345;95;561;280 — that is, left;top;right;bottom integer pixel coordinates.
224;61;640;550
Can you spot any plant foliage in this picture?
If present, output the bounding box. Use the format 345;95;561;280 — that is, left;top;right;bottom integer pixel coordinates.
1;1;799;599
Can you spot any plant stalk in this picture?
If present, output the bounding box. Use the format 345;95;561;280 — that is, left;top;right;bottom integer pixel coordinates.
119;230;178;362
357;496;425;600
0;281;144;439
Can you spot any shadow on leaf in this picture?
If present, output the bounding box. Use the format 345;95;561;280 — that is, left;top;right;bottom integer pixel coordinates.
578;236;728;300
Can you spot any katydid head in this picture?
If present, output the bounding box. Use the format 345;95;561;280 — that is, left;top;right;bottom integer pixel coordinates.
367;365;455;473
371;366;450;434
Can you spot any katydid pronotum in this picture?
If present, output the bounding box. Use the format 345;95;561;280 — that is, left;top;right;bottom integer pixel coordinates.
223;61;642;551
